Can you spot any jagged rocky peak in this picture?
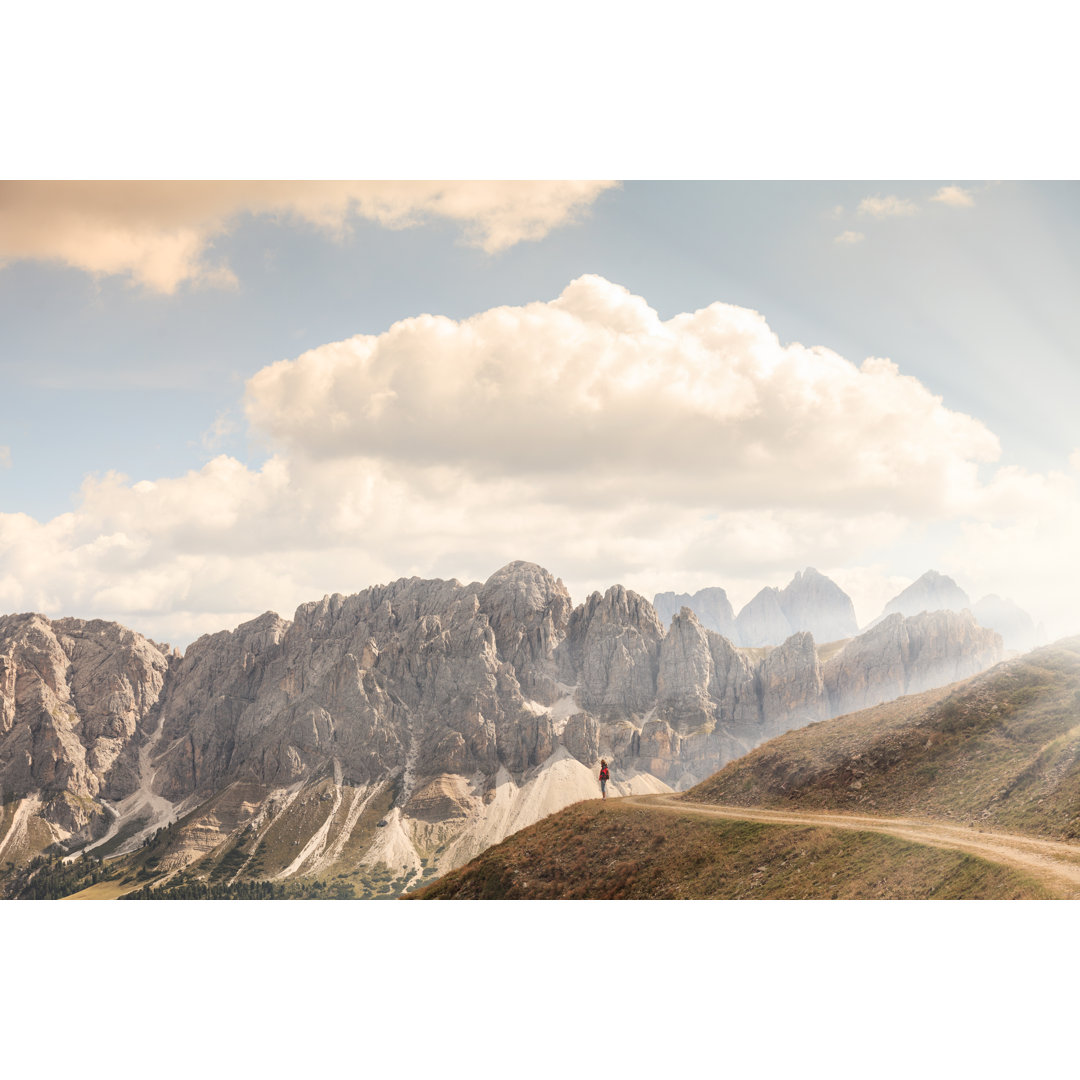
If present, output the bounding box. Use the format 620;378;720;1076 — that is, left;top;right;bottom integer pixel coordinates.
654;569;856;647
880;570;971;620
759;631;828;738
478;561;572;704
653;587;736;637
735;586;791;647
779;567;858;643
560;584;664;715
480;561;570;621
656;608;715;731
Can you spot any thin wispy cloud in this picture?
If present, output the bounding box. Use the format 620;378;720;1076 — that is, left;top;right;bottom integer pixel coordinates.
0;446;10;469
199;411;239;452
834;230;865;245
0;181;619;294
931;184;976;208
858;194;919;218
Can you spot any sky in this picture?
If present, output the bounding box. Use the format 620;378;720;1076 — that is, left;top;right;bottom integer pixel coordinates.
2;178;1080;647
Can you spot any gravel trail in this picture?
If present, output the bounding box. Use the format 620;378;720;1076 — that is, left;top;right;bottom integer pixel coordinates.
623;794;1080;897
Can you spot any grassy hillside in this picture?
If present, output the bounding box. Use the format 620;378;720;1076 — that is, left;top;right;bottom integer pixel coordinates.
688;638;1080;839
405;799;1050;899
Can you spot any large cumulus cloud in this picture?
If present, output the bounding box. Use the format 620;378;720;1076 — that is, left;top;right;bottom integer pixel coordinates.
246;275;1000;515
1;277;1077;645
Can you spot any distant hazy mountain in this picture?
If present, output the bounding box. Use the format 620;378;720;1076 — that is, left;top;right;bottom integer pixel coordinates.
871;571;1039;652
878;570;971;621
733;586;790;647
778;567;859;643
658;567;858;647
652;587;736;638
971;594;1040;653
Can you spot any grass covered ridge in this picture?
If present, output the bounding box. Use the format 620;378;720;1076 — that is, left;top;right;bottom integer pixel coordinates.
688;639;1080;840
405;799;1050;899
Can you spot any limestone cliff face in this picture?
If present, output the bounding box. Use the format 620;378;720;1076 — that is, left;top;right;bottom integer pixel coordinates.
153;565;580;802
759;632;829;739
0;614;174;827
478;561;572;705
656;609;716;734
558;585;663;717
645;615;828;783
154;611;293;797
824;610;1002;717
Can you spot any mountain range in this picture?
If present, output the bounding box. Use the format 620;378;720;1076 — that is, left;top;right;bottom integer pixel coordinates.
0;560;1007;898
656;568;1040;652
411;637;1080;899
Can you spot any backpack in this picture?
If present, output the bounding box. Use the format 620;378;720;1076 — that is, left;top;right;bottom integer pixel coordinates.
599;765;609;781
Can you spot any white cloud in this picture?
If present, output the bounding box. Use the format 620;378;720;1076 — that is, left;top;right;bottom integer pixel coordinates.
0;446;10;469
834;230;865;245
245;275;999;517
858;194;919;218
931;185;976;208
4;277;1079;646
1069;448;1080;473
0;181;618;293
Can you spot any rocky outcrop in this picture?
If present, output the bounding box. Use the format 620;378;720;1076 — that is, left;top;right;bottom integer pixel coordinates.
824;610;1002;717
0;614;174;828
759;632;829;739
478;561;572;704
656;609;717;733
558;585;663;717
561;712;600;765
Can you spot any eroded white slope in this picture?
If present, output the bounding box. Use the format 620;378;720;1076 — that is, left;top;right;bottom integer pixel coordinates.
436;747;670;872
0;792;44;864
79;713;181;859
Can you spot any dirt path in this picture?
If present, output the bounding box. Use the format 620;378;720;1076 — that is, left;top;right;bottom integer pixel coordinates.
623;794;1080;898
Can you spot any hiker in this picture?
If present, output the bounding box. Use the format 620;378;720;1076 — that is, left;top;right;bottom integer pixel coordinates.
599;759;610;799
